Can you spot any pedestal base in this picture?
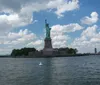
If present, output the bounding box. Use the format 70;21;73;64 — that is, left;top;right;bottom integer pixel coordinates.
44;38;52;49
43;48;53;56
43;38;53;56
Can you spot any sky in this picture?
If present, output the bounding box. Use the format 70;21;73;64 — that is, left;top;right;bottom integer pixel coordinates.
0;0;100;55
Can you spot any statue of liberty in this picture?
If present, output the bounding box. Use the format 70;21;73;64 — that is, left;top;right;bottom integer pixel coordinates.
45;19;51;39
43;19;53;51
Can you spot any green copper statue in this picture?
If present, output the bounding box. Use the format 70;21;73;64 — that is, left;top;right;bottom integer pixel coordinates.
45;20;51;39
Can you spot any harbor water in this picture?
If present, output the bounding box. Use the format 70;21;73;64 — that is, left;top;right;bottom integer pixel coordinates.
0;55;100;85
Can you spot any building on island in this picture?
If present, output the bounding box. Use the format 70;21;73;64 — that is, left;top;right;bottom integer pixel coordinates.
95;48;97;54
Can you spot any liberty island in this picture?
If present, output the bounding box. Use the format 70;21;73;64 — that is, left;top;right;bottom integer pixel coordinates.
11;20;81;57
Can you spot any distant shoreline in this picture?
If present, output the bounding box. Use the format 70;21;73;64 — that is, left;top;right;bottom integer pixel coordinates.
0;54;99;58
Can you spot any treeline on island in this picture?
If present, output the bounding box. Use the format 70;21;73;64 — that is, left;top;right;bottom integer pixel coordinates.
11;48;37;56
11;47;78;58
57;48;78;54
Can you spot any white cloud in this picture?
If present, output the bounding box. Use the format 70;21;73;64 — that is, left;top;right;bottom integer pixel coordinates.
81;12;99;25
51;23;83;33
7;29;36;43
81;25;97;38
0;22;83;54
33;20;38;24
47;0;79;18
0;29;44;54
0;0;80;34
71;25;100;53
51;23;83;48
27;40;43;50
0;13;33;35
0;1;46;34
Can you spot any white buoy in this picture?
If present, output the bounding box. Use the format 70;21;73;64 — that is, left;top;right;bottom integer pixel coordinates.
39;62;43;66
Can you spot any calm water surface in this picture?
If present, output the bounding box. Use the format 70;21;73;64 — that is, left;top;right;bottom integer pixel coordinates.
0;55;100;85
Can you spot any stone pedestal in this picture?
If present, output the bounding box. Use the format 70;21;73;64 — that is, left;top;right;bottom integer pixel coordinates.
43;38;53;56
43;48;53;56
44;38;52;49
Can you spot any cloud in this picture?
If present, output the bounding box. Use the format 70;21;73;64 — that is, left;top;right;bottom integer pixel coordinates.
0;0;80;34
0;22;83;54
47;0;79;18
51;23;83;48
71;25;100;53
0;0;48;12
1;29;37;46
81;12;99;25
0;0;47;34
0;13;33;34
51;23;83;33
0;29;44;54
27;40;43;50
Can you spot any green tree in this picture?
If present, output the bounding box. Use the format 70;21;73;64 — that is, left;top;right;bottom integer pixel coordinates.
11;47;37;57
